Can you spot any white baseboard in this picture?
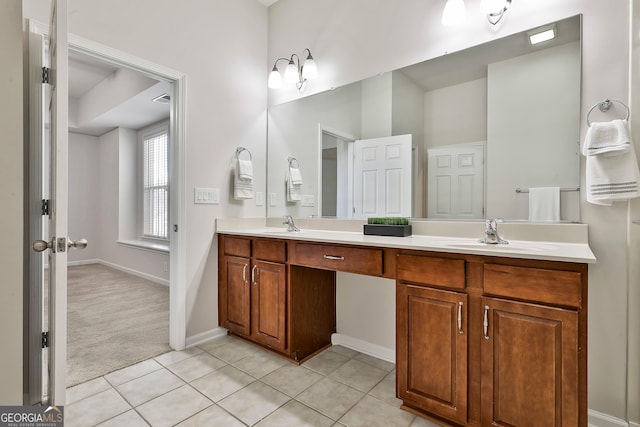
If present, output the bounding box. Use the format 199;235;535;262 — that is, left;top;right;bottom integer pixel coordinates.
185;327;228;348
589;409;629;427
331;333;395;363
96;259;169;287
67;259;100;267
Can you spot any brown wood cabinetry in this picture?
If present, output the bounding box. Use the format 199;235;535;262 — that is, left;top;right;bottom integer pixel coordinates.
396;253;587;427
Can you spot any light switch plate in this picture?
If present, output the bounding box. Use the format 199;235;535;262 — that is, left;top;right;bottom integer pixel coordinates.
301;194;315;207
269;192;277;207
255;192;264;206
195;187;219;204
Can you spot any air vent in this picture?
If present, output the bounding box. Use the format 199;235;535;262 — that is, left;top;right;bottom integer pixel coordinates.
152;93;171;104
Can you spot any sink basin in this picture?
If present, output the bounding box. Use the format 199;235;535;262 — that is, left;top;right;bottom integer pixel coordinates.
443;241;555;253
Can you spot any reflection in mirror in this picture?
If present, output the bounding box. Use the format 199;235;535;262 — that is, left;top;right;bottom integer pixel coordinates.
267;15;581;222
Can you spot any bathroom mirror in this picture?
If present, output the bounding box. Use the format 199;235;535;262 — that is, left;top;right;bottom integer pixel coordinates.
267;15;581;222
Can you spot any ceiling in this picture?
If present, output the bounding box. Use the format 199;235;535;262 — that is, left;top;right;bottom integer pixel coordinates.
68;51;170;136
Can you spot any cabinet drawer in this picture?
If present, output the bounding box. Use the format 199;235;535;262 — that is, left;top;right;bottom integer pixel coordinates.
223;236;251;257
253;238;286;262
397;254;465;289
483;263;582;308
291;243;383;275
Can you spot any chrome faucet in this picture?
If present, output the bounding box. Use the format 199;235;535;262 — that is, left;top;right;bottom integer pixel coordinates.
282;215;300;232
479;219;508;245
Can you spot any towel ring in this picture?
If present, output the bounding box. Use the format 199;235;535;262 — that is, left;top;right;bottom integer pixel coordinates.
236;147;252;161
587;99;630;127
287;157;300;168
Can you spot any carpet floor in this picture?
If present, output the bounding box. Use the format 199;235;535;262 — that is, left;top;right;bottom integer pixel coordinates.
65;264;170;387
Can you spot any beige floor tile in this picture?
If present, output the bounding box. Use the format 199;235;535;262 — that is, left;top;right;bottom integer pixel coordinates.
65;388;130;427
410;416;445;427
368;370;402;407
104;359;163;387
116;368;185;407
166;352;227;382
136;384;212;427
231;349;287;379
327;345;359;359
66;377;111;405
296;377;364;421
176;404;246;427
218;381;290;426
261;364;323;397
191;364;256;402
95;409;148;427
197;334;237;353
339;395;415;427
154;347;203;367
255;399;334;427
205;338;262;363
354;353;395;372
328;359;388;393
302;349;350;376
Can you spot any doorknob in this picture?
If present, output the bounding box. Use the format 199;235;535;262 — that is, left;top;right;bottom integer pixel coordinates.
32;238;54;253
68;238;88;250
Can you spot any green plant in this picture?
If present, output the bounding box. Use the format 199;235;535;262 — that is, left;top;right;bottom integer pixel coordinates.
367;217;409;226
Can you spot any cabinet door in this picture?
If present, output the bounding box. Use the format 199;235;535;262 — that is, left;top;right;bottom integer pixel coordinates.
251;260;287;351
223;256;251;337
481;297;579;427
397;283;468;424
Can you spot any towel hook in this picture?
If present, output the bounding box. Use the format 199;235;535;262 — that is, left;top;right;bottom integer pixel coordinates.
287;157;300;168
236;147;252;161
587;99;630;127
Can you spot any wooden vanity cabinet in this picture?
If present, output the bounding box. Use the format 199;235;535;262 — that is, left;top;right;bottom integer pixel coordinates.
396;252;587;427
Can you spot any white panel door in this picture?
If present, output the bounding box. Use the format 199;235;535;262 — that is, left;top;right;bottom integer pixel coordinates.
427;142;485;219
353;135;412;217
47;0;69;405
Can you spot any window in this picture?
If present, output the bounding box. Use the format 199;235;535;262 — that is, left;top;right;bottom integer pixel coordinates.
142;129;169;240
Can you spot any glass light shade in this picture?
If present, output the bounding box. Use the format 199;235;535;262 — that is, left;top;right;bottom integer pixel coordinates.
302;58;318;80
480;0;507;14
284;61;299;84
441;0;466;27
268;69;283;89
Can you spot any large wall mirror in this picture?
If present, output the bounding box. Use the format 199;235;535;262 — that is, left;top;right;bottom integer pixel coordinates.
267;15;581;222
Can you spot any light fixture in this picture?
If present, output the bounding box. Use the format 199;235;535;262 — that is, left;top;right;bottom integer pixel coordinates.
441;0;466;27
482;0;511;25
528;24;556;45
268;48;318;92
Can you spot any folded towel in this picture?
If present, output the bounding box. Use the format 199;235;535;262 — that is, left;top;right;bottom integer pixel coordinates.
286;172;301;202
237;159;253;181
289;166;303;185
583;119;631;156
585;141;640;205
528;187;560;221
234;162;254;200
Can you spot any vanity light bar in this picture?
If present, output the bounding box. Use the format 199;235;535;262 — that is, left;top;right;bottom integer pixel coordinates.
528;25;556;45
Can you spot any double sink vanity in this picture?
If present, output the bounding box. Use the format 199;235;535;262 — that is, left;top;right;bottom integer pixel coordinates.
216;217;595;427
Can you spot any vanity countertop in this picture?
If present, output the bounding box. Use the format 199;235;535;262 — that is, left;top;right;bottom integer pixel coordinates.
215;219;596;264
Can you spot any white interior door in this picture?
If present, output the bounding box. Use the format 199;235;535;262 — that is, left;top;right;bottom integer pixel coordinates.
46;0;69;405
427;142;485;219
353;135;412;217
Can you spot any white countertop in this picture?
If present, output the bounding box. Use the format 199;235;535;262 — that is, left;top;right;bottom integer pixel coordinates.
215;219;596;264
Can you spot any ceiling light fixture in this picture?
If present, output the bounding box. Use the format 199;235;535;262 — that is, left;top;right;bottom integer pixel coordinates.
441;0;466;27
481;0;511;25
528;24;556;45
268;48;317;92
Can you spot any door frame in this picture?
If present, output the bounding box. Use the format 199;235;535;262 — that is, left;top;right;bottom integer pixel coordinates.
29;22;187;351
317;124;357;217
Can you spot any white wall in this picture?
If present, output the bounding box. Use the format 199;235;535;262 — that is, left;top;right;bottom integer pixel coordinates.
361;73;392;139
269;0;633;422
0;0;23;404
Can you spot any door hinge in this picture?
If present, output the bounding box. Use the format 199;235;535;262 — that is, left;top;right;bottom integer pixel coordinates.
42;332;49;348
41;199;50;216
42;67;50;84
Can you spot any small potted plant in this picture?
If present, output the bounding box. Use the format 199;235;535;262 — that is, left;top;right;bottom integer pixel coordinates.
363;217;412;237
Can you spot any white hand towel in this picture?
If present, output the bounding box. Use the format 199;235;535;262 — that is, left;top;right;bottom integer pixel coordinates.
234;162;254;200
528;187;560;222
583;119;631;156
289;167;303;185
286;172;301;202
585;142;640;205
237;159;254;181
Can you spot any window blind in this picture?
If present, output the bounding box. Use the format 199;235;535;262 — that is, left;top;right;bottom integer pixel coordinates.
143;131;168;239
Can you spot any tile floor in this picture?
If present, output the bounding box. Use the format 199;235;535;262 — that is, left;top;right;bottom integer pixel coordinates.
64;335;442;427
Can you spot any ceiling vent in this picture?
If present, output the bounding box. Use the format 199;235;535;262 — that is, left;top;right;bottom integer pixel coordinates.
152;93;171;104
